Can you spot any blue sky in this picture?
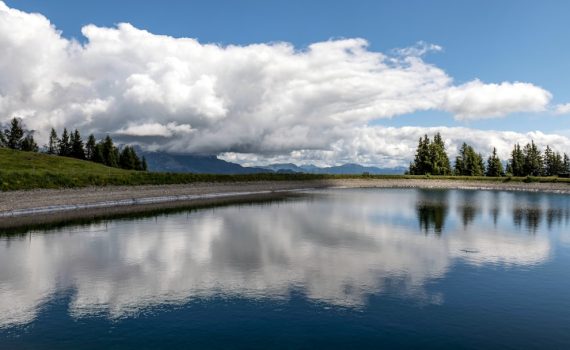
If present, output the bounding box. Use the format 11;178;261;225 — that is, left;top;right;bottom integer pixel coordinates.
2;1;570;165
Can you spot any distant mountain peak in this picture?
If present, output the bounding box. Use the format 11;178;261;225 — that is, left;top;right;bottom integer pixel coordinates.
141;151;406;175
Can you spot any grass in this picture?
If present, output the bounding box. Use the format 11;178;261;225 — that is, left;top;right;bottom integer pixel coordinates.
0;148;328;191
1;148;569;191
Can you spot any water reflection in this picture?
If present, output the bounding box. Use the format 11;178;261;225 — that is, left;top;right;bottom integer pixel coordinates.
457;191;481;227
513;207;542;233
0;189;567;328
416;190;448;234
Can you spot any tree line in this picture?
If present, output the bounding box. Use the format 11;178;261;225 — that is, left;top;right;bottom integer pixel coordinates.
1;117;147;171
408;133;570;177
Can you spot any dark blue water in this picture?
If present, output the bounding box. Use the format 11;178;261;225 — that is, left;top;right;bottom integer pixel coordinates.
1;188;570;349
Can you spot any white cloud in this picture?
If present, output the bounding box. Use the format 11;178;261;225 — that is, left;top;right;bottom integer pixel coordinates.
393;40;443;57
220;126;570;167
554;103;570;115
117;122;194;137
443;80;552;120
0;1;565;166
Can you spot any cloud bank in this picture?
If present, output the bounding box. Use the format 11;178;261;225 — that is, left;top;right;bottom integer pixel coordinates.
0;1;566;166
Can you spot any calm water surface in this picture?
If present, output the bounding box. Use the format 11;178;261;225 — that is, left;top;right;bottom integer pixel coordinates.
1;188;570;349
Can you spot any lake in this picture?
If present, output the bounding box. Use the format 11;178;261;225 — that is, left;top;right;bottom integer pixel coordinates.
1;188;570;349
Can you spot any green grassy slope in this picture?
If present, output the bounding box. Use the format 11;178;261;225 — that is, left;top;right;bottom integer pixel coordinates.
1;148;569;191
0;148;128;175
0;148;326;191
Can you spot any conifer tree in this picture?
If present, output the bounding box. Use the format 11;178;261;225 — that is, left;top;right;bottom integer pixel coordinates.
70;129;85;159
543;145;553;176
141;156;148;171
20;134;39;152
544;145;565;176
58;128;72;157
4;118;24;150
507;144;525;176
47;128;58;154
85;134;97;160
562;154;570;173
133;150;142;170
119;146;138;170
523;140;542;176
429;133;452;175
554;152;563;175
101;135;118;167
485;147;504;177
92;143;105;164
409;135;432;175
471;152;485;176
454;143;484;176
454;143;467;175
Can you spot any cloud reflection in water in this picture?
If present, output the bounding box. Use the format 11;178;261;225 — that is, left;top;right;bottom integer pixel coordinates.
1;188;567;328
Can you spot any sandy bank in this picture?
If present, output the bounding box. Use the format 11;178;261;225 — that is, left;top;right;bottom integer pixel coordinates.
1;178;569;230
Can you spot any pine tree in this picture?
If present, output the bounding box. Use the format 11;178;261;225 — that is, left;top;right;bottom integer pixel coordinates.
58;128;72;157
119;146;137;170
47;128;58;154
429;133;452;175
554;152;564;175
85;134;96;160
0;130;5;147
141;156;148;171
544;148;564;176
133;150;142;170
70;129;85;159
523;140;542;176
409;135;433;175
543;145;555;176
92;143;105;164
20;134;39;152
562;154;570;173
486;147;504;177
470;152;485;176
101;135;118;167
4;118;25;150
455;143;484;176
454;143;468;175
507;143;525;176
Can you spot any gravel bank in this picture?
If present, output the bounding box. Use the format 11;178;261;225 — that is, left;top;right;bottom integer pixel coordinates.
333;178;570;193
1;178;569;229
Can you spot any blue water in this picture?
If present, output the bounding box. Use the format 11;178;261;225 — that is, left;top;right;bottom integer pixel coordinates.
1;188;570;349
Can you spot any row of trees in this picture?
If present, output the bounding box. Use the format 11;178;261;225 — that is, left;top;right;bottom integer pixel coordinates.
1;118;146;171
0;118;39;152
506;142;569;177
408;133;570;177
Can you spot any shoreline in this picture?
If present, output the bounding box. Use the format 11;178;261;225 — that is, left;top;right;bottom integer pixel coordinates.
1;178;569;230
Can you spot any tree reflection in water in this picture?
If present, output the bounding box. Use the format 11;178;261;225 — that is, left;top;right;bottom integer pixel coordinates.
457;191;481;228
513;207;542;233
416;190;448;234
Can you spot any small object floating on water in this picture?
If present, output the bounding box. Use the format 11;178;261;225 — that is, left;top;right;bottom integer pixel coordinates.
461;248;480;253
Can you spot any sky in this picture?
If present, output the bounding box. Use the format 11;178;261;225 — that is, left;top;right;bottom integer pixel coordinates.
1;0;570;167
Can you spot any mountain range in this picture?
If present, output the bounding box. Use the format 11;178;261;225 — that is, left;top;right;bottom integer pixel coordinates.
142;152;406;175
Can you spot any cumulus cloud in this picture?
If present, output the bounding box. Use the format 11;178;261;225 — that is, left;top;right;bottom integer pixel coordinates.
443;80;552;120
554;103;570;115
221;126;570;167
0;1;565;166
